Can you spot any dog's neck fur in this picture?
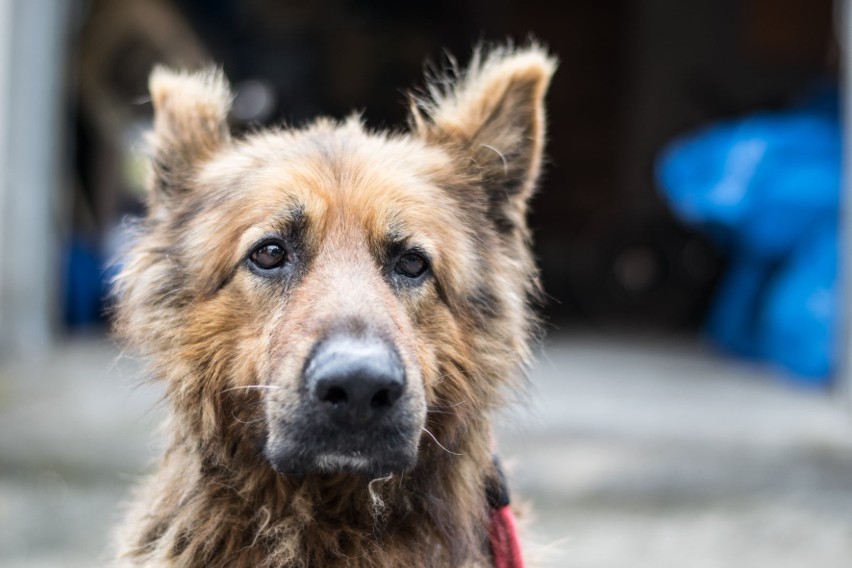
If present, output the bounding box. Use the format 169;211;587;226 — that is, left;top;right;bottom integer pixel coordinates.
119;414;496;567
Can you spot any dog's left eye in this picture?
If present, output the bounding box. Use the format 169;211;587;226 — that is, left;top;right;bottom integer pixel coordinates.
395;252;429;279
250;242;287;270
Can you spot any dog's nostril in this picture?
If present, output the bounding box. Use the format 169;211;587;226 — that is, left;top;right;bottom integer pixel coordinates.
370;383;402;408
371;388;390;408
323;386;348;406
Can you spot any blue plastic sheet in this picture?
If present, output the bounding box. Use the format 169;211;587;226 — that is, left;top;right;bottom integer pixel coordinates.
63;236;108;328
657;89;840;385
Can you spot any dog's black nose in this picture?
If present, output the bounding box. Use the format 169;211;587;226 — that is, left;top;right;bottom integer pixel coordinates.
305;335;405;425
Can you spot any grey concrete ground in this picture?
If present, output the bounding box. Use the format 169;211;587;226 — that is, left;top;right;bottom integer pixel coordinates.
1;334;851;567
499;336;852;567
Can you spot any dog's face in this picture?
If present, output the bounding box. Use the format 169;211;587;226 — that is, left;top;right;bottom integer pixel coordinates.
117;47;554;478
187;129;472;476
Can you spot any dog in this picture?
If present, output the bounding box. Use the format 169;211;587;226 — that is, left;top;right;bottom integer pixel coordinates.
113;42;555;567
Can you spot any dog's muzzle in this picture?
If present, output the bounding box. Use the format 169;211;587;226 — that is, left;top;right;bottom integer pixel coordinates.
265;333;423;477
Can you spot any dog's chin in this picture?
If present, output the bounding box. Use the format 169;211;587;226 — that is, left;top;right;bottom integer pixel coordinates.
264;412;425;478
267;451;416;478
264;403;426;477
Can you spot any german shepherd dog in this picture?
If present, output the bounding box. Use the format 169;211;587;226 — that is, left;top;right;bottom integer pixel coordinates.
114;43;555;567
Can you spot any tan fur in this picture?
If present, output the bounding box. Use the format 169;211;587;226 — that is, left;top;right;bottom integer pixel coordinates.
113;43;556;567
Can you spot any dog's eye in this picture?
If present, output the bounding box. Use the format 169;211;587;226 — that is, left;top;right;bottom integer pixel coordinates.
395;252;429;278
250;242;287;270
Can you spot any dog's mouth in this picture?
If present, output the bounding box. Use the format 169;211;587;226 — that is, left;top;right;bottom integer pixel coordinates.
271;451;416;478
264;426;421;477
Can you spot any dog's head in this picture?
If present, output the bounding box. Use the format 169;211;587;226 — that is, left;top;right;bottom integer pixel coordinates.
116;45;555;478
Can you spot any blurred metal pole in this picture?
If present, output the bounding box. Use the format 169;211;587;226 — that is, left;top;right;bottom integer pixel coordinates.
0;0;69;358
842;0;852;402
0;0;11;359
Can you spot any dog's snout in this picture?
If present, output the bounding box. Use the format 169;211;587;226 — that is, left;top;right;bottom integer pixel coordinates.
305;335;405;425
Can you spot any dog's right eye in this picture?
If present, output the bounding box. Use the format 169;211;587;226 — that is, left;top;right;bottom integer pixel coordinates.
250;242;287;270
394;251;430;280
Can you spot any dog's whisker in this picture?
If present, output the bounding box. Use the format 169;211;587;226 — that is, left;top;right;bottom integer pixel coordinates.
220;385;281;394
427;400;467;411
426;399;468;416
421;427;462;456
231;411;263;425
429;372;453;386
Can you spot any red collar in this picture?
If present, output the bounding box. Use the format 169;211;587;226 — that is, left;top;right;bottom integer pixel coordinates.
487;456;525;568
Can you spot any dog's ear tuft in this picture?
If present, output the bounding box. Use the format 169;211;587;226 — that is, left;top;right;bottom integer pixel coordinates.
410;44;556;229
147;66;233;207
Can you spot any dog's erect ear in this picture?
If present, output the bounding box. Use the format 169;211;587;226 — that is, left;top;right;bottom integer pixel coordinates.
410;44;556;228
147;66;232;208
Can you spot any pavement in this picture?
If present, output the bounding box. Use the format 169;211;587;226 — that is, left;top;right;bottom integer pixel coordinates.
1;333;851;567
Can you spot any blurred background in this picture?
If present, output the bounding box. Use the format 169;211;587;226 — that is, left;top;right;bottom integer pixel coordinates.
1;0;851;566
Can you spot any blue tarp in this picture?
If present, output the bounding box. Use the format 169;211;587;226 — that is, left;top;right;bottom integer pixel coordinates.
657;89;840;386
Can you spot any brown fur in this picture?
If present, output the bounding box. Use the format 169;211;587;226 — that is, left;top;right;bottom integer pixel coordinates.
113;43;556;567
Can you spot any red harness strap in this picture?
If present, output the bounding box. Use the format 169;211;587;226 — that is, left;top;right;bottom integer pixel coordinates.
487;456;525;568
488;503;525;568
